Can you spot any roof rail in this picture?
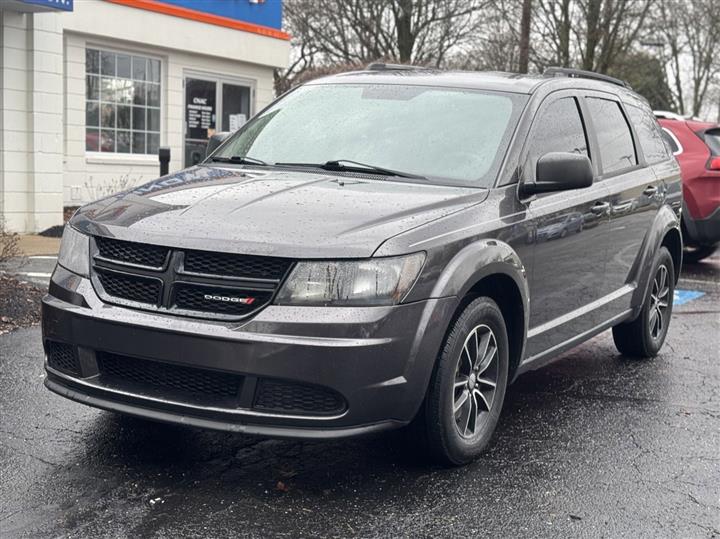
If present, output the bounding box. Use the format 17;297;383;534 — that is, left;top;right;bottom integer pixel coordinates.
366;62;428;72
543;67;631;89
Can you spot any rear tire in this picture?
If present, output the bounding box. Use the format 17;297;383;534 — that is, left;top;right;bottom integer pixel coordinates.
683;243;716;263
612;247;675;358
420;297;509;466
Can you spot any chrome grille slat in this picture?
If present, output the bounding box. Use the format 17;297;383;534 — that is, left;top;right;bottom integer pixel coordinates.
90;236;293;320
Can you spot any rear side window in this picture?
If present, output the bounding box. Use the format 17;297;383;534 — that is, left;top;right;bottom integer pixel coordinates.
661;128;681;154
703;128;720;156
586;97;637;174
627;104;669;163
528;97;589;175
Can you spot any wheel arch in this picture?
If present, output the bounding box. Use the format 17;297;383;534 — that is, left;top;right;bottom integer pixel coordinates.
629;205;682;317
430;240;530;382
661;226;682;284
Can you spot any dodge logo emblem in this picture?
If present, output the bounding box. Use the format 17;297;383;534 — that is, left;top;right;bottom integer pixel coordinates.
203;294;255;305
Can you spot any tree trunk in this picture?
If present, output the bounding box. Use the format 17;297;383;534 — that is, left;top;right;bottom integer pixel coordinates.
559;0;571;67
518;0;532;73
395;0;415;63
584;0;603;71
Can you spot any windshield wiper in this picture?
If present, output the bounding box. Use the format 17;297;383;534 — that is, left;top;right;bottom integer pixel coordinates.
275;159;427;180
210;155;268;166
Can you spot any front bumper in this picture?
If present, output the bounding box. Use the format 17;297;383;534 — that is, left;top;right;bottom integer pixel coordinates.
42;266;456;438
683;204;720;246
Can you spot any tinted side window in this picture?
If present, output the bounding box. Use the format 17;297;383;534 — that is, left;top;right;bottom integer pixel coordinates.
627;104;669;163
703;128;720;156
586;97;637;174
528;97;589;175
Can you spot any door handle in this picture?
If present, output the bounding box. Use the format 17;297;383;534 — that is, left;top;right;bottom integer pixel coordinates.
643;185;658;196
591;201;610;215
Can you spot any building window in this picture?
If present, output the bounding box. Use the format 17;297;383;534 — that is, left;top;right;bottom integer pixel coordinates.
85;48;161;155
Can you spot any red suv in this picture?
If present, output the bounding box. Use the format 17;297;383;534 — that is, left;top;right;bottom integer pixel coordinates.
657;113;720;262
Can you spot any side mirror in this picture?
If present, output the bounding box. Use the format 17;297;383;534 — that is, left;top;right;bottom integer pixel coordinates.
205;132;231;158
521;152;594;196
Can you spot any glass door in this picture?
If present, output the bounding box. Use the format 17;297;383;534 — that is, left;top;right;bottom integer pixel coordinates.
221;83;251;133
185;77;217;167
184;75;253;167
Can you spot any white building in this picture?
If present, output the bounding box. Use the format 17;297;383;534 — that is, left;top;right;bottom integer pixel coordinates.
0;0;289;233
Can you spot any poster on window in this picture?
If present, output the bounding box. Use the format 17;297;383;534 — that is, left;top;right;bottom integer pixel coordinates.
186;79;216;140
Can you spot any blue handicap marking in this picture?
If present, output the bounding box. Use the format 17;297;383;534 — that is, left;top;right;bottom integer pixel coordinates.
674;289;705;306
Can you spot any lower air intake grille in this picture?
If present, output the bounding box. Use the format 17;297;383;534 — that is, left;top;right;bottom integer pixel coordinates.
96;269;162;305
46;341;81;376
254;379;346;416
97;352;242;405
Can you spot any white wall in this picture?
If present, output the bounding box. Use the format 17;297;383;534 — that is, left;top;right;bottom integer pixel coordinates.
1;9;64;233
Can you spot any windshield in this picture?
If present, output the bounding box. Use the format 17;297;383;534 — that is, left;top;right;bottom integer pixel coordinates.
212;83;527;187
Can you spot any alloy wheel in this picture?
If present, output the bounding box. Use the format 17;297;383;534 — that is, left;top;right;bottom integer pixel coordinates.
649;264;670;340
453;324;499;438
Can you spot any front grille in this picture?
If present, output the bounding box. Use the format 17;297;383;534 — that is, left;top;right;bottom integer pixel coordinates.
96;236;169;268
90;236;293;320
254;379;346;416
174;284;274;316
97;352;242;405
96;269;162;305
184;250;292;280
46;341;81;376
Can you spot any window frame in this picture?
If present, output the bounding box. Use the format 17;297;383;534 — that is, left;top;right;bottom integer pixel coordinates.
84;43;164;160
518;89;597;184
578;91;642;179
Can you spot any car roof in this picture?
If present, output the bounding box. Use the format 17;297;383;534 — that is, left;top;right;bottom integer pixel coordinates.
306;68;642;99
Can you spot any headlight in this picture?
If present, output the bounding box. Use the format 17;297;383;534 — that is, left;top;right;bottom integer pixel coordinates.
275;253;425;306
58;225;90;277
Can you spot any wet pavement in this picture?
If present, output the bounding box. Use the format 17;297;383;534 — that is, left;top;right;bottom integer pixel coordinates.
1;256;718;538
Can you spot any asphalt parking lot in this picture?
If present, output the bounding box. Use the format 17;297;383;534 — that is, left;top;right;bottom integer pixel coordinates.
1;255;718;538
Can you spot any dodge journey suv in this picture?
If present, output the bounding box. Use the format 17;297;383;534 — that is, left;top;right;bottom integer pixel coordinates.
43;65;682;465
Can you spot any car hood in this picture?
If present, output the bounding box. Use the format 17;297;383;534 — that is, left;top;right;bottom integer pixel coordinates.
73;165;488;258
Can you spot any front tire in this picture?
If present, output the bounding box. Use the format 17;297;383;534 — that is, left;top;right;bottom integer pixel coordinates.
421;297;509;466
612;247;675;358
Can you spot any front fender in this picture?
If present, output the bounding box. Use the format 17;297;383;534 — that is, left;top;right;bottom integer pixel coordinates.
628;204;682;317
415;240;529;345
429;240;529;301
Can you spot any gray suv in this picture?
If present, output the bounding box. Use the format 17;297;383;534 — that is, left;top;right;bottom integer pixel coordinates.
43;65;682;465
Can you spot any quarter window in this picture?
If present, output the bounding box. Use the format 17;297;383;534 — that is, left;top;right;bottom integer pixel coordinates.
660;128;681;155
528;97;589;176
85;48;161;154
586;98;637;174
627;104;669;163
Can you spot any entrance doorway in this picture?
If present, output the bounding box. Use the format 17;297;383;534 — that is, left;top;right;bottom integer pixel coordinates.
184;74;252;167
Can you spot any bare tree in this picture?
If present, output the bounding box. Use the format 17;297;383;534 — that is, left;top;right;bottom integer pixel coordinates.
655;0;720;117
278;0;491;92
532;0;653;73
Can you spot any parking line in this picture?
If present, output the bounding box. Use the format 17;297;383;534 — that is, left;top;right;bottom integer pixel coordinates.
18;272;52;278
674;290;705;306
29;255;57;260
